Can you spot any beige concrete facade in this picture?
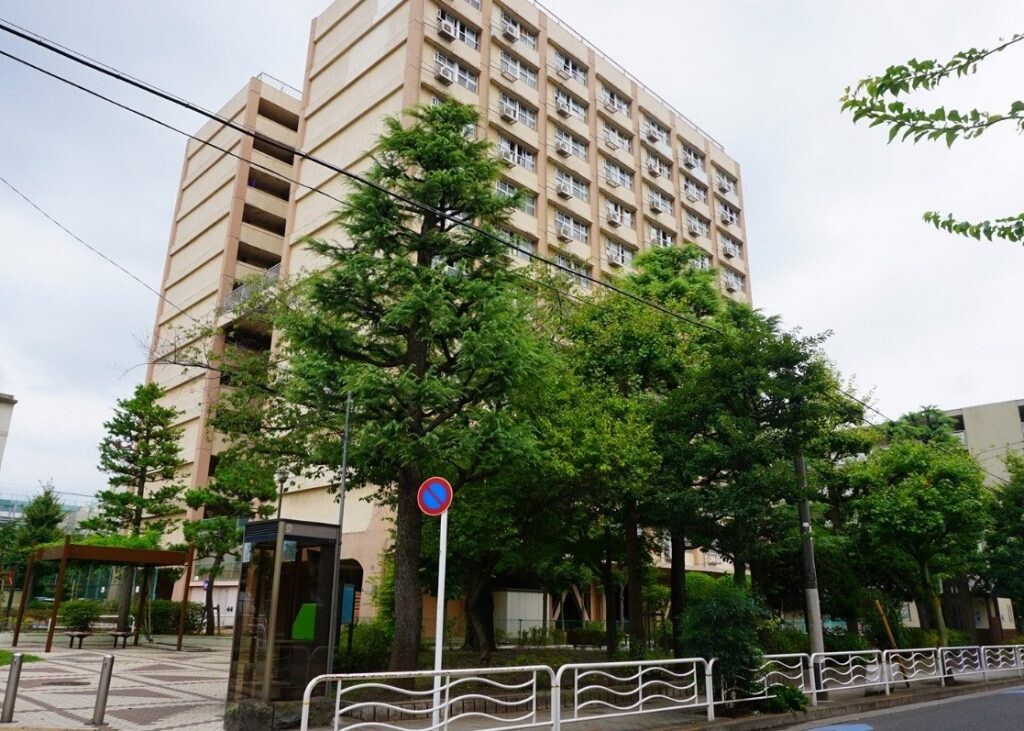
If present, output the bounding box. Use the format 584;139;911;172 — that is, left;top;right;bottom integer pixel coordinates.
946;398;1024;485
0;393;14;476
148;0;752;623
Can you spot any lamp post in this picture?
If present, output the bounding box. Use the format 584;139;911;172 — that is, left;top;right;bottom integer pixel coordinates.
275;467;288;520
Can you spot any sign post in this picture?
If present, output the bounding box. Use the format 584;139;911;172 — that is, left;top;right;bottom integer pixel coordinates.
417;477;453;730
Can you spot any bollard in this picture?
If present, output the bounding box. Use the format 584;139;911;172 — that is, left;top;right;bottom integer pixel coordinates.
90;654;115;726
1;652;23;722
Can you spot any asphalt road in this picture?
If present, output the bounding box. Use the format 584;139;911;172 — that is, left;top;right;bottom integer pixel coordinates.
789;686;1024;730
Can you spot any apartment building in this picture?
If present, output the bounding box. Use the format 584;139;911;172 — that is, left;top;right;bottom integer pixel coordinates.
0;393;14;476
946;398;1024;485
150;0;751;627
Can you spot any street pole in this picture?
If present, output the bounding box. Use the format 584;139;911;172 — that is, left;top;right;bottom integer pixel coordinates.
275;467;288;520
431;509;449;730
794;449;826;694
326;392;353;678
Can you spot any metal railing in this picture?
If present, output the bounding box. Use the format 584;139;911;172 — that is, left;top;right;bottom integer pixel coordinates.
299;644;1024;730
255;72;302;98
223;263;281;310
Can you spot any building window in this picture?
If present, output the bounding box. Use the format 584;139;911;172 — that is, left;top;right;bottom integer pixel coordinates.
554;210;589;244
606;238;634;267
553;86;587;121
497;92;537;129
502;229;536;260
496;179;537;215
686;212;710;238
433;51;478;92
683;177;707;203
553;49;587;84
499;51;538;89
554;168;589;202
436;9;480;50
465;0;481;8
720;234;742;259
602;159;633;190
643;116;669;145
602;123;632;153
648;223;675;248
600;84;630;115
604;199;635;229
498;137;536;171
647;188;672;214
722;268;745;292
681;144;705;171
498;9;538;49
645;152;669;178
555;254;591;289
553;126;588;160
717;201;740;226
715;168;738;195
692;253;711;270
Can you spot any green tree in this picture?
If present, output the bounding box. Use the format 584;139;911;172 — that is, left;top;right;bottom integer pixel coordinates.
983;452;1024;617
840;31;1024;243
853;412;991;646
16;480;66;598
183;450;277;635
82;383;185;631
213;100;548;671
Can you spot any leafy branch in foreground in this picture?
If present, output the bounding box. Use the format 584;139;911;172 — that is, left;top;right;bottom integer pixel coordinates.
840;31;1024;244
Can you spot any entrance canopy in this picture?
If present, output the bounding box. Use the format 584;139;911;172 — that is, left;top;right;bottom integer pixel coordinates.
12;536;194;653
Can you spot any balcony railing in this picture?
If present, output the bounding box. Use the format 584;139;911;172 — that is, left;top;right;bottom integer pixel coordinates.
223;263;281;310
255;72;302;98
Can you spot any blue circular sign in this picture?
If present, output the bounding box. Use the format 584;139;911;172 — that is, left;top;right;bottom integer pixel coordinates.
417;477;453;516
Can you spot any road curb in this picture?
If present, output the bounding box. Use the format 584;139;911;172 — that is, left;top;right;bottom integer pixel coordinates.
667;676;1024;730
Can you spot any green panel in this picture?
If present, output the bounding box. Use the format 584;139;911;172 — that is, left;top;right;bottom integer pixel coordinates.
291;603;317;641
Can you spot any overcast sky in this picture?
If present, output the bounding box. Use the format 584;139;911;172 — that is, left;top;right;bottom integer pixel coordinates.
1;1;1022;498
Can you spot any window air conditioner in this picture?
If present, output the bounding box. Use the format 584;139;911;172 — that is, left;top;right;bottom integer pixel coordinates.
435;66;455;85
556;182;572;198
607;209;622;226
500;103;517;122
556;100;572;117
556;223;573;241
437;19;457;40
556;139;572;156
500;148;516;167
501;21;520;41
557;66;572;80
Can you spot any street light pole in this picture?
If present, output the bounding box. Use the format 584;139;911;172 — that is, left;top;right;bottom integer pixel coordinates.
794;448;825;691
327;392;353;677
275;467;288;520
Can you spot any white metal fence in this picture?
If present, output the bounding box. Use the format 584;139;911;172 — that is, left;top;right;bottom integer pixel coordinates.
300;644;1024;730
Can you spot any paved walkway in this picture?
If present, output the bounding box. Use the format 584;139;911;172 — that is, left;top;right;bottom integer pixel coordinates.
0;634;229;730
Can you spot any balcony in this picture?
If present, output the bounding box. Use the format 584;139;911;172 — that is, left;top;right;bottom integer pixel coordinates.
224;263;281;310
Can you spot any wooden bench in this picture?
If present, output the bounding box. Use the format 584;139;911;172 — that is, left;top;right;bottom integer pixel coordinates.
64;631;91;649
108;631;136;648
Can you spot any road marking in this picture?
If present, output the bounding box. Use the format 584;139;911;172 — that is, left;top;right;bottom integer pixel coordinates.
810;725;873;731
1002;689;1024;694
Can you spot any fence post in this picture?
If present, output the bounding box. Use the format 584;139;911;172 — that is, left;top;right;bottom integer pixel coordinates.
980;647;989;683
550;668;561;731
809;654;819;706
1017;646;1024;679
937;649;945;687
1;652;23;723
90;654;115;726
705;659;715;722
882;651;890;696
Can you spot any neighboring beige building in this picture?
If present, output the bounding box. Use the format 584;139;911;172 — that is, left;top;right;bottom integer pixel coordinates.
0;394;14;476
150;0;752;628
946;398;1024;485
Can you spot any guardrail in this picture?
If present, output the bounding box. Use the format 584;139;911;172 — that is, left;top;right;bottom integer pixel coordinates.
299;644;1024;730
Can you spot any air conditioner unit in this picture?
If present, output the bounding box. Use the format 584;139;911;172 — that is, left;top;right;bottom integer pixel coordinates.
607;177;620;188
556;182;572;198
435;65;455;85
501;68;518;82
501;21;520;41
556;100;572;117
723;244;738;258
604;136;620;150
650;199;666;214
688;222;702;236
556;66;572;80
500;103;517;122
556;223;573;241
500;148;516;167
603;101;619;114
555;139;572;156
646;160;661;177
717;180;730;193
645;127;661;143
437;19;457;40
685;191;698;203
608;249;625;266
607;209;622;226
724;278;739;292
682;155;697;169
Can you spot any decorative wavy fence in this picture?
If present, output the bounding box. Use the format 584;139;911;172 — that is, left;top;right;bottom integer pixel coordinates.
300;644;1024;730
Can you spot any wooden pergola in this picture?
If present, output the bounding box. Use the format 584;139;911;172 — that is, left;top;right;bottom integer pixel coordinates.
12;536;194;653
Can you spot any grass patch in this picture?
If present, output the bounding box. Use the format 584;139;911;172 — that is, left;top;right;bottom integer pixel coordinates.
0;650;40;665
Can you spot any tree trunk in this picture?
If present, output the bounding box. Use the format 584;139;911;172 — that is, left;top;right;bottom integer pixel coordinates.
668;529;687;658
465;571;495;663
922;563;948;646
116;567;135;632
623;513;646;658
389;466;424;672
732;558;747;587
600;563;618;660
205;555;222;636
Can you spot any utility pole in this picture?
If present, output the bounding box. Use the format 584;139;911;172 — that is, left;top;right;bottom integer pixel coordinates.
326;392;353;677
794;448;825;691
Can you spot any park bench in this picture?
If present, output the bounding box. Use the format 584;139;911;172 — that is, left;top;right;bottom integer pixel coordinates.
108;630;136;648
64;631;91;649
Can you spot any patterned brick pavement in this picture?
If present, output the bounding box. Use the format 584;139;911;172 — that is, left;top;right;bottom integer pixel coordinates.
0;635;229;729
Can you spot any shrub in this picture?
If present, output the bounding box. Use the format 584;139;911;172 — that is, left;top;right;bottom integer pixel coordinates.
824;630;871;653
335;620;393;673
761;683;809;713
760;626;809;655
142;599;204;635
59;599;102;631
902;628;939;648
682;577;770;697
946;629;970;647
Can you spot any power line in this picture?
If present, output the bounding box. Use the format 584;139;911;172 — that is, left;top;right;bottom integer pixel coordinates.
2;19;1008;486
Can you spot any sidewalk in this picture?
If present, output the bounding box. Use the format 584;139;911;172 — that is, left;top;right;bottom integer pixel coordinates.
0;635;229;730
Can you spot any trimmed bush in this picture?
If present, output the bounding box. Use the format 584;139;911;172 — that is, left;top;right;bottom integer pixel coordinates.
761;683;809;713
140;599;205;635
335;620;393;673
59;599;102;631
